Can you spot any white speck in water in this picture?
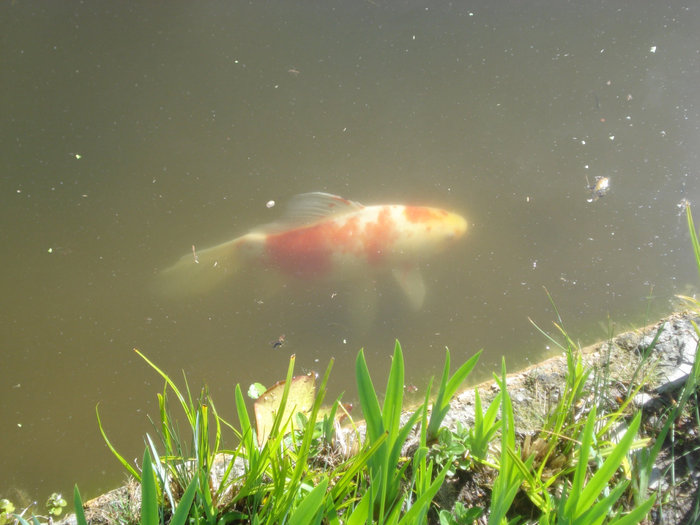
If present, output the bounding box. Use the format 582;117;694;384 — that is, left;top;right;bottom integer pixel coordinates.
266;200;275;208
580;140;586;145
650;45;657;53
609;135;615;141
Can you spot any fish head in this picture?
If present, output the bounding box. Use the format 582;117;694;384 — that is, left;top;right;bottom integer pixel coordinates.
394;206;468;256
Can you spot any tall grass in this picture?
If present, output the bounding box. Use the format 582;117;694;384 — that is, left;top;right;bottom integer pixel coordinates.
66;332;664;525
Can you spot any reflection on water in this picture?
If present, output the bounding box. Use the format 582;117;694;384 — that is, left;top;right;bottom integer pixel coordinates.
1;0;699;503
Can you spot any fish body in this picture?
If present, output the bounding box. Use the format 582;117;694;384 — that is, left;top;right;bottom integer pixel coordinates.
161;192;467;308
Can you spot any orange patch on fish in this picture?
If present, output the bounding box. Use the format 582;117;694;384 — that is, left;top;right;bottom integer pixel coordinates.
403;206;448;225
265;223;335;278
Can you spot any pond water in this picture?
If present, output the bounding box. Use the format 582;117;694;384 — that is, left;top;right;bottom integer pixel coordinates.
2;0;699;505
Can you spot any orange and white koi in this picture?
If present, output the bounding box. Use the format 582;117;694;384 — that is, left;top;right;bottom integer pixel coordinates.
160;192;467;309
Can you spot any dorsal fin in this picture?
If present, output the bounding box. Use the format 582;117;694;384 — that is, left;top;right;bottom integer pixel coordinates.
254;192;365;233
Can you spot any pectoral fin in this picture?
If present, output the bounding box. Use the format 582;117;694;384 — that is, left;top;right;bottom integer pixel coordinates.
392;266;426;310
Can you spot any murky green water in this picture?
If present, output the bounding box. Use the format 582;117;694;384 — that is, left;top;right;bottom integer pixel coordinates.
2;0;699;505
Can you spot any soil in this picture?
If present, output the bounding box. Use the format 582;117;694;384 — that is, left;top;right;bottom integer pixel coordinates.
56;312;700;525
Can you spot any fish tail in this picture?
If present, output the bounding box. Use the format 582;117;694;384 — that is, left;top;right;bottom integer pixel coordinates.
155;237;244;297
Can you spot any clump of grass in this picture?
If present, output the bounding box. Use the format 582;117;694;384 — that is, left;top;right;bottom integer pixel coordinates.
13;333;672;525
67;341;481;524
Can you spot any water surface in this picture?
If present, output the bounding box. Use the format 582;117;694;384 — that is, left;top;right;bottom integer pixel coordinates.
2;0;699;503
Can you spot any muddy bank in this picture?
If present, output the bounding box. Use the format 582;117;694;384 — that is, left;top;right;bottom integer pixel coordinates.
58;312;700;525
443;312;699;433
426;311;700;523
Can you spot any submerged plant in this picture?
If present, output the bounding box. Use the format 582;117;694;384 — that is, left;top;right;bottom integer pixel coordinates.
0;500;15;525
45;493;66;518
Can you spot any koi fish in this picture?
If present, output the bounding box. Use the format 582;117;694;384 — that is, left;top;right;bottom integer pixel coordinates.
159;192;467;309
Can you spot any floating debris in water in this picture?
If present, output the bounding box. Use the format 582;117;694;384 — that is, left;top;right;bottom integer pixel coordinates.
248;382;266;400
677;198;691;215
271;334;286;349
586;176;610;202
266;200;276;208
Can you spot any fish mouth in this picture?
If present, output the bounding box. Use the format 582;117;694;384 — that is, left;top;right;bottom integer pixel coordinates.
439;214;467;243
449;213;468;239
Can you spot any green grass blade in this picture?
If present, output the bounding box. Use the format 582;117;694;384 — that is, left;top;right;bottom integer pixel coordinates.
427;349;481;440
329;431;388;504
73;485;88;525
488;359;523;525
146;433;174;511
429;349;451;436
608;494;656;525
356;348;385;443
140;448;159;525
235;383;257;458
383;340;405;441
279;359;335;516
157;392;173;460
346;486;373;525
565;405;596;517
170;475;198;525
96;404;140;480
134;348;194;426
576;481;628;525
578;412;641;513
398;464;449;525
444;350;482;395
288;477;329;525
686;204;700;280
264;354;297;447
